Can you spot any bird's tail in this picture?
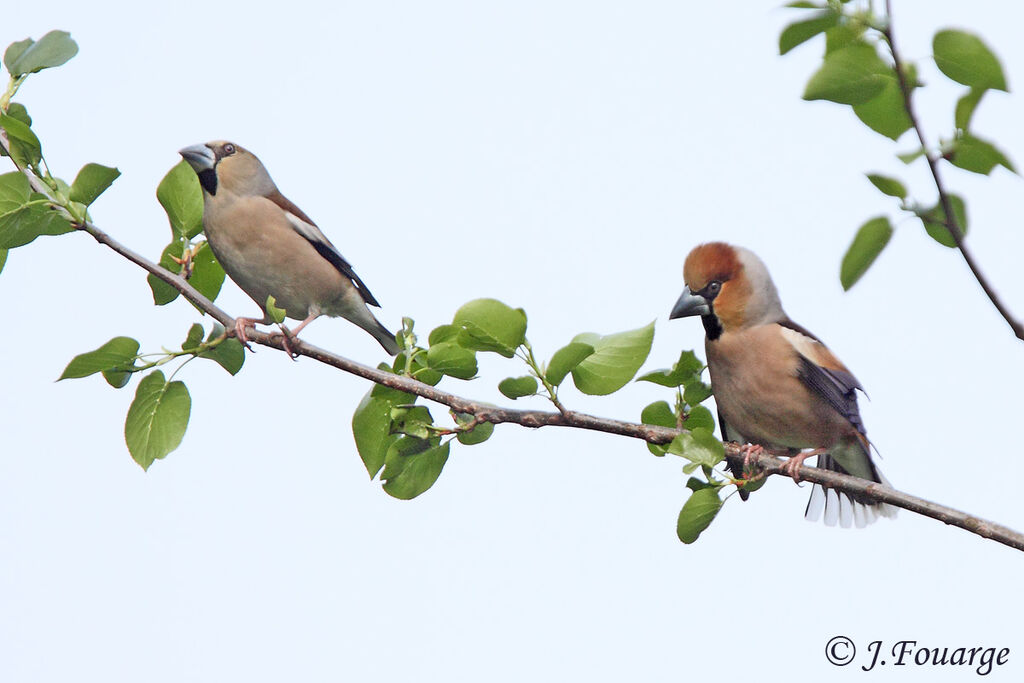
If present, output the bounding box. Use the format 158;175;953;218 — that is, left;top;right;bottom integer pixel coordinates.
804;449;897;528
368;319;400;355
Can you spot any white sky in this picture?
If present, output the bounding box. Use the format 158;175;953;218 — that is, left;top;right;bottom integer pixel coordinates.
3;1;1023;680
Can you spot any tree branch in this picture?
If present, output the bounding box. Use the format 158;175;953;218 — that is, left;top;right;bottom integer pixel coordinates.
2;135;1022;553
65;219;1024;554
883;0;1024;341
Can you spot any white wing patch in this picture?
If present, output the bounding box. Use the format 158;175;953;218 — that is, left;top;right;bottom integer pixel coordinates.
284;210;336;251
778;325;822;364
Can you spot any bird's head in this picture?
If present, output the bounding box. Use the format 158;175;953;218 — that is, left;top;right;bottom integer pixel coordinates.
669;242;785;339
178;140;276;198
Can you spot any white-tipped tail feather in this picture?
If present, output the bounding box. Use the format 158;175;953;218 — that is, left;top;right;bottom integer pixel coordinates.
804;455;898;528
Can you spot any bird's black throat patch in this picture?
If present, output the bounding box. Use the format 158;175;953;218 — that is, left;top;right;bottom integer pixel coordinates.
198;168;218;195
701;312;723;341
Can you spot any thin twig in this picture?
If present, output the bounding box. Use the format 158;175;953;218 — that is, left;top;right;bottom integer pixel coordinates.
2;133;1023;552
883;0;1024;341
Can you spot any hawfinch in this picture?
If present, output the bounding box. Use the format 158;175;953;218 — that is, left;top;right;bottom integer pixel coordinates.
179;141;399;356
669;242;895;528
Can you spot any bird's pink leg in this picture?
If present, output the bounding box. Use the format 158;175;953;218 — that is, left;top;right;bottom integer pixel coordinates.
739;443;765;473
274;324;299;360
781;448;828;482
272;313;319;360
232;317;261;351
288;312;319;338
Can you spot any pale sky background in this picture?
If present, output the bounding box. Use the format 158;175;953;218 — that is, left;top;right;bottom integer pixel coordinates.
3;1;1023;681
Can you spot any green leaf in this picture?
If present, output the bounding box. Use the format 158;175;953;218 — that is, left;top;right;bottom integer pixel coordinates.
428;324;461;346
640;400;675;456
865;173;907;199
570;321;655;396
69;163;120;206
919;195;968;248
779;11;838;55
498;375;538;399
0;113;42;168
188;242;226;304
59;336;140;383
181;323;204;351
456;418;494;446
803;42;890;105
102;366;135;390
427;342;478;379
404;350;444;386
840;216;893;290
685;405;716;432
897;148;926;165
955;89;985;131
0;248;6;274
370;367;417;405
824;21;865;55
452;298;527;357
682;380;712;406
157;160;204;239
947;134;1015;175
545;342;595;386
0;172;29;211
381;438;450;500
0;202;72;249
6;102;31;127
199;327;245;376
266;295;287;324
636;349;703;388
147;241;184;305
667;428;724;467
4;31;78;76
933;29;1007;92
676;487;723;544
390;405;434;440
352;389;401;478
641;401;676;429
852;77;912;140
124;371;191;470
686;476;715;492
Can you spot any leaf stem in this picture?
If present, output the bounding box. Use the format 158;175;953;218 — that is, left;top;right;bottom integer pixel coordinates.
882;0;1023;340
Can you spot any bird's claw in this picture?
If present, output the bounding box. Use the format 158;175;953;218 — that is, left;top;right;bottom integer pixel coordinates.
739;443;765;474
273;325;300;360
232;317;257;352
781;451;820;483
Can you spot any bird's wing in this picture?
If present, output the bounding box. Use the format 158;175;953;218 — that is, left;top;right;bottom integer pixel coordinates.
776;319;867;439
266;190;382;308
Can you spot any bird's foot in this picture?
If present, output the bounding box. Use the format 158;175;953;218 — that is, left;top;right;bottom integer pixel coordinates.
273;324;300;360
232;317;259;351
781;449;826;482
739;443;765;474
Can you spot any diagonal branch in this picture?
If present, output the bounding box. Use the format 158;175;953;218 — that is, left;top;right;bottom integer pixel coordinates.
883;0;1024;341
2;134;1022;553
71;220;1024;554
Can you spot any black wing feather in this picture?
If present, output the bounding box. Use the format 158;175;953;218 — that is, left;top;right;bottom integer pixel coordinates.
306;240;382;308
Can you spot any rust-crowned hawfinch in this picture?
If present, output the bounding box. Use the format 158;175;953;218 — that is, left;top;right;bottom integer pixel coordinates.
669;242;895;527
179;141;399;356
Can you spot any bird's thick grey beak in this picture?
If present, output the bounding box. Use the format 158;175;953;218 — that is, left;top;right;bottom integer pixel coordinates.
669;286;711;319
179;143;216;172
179;143;218;195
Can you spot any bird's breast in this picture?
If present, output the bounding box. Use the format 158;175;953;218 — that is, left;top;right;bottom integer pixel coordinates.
706;326;846;449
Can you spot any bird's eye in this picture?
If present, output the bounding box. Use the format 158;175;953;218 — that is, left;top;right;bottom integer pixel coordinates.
706;281;722;297
223;143;236;155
